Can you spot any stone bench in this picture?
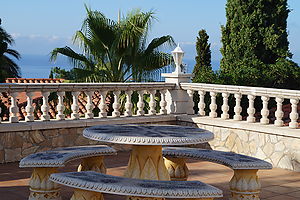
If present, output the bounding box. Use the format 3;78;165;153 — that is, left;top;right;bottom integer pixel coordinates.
19;145;117;200
163;147;272;200
50;171;223;200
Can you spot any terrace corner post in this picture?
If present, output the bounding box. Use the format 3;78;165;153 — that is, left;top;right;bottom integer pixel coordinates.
162;73;194;114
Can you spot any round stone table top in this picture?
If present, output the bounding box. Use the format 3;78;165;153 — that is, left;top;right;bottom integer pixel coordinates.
83;124;214;146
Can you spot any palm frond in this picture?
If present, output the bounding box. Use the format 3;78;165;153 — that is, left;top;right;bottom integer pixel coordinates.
145;35;175;54
50;46;95;69
0;55;21;77
5;49;21;59
0;27;14;44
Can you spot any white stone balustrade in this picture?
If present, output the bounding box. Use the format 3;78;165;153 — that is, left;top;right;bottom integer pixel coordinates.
148;90;157;115
0;83;175;123
0;82;299;128
98;90;107;118
25;92;34;122
124;90;133;117
181;83;300;129
159;90;167;115
198;90;206;116
41;91;50;121
56;91;65;120
9;92;19;123
233;93;242;121
112;91;121;117
85;91;94;119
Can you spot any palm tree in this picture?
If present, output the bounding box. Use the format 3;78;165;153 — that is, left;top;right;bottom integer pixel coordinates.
50;6;174;82
0;18;21;82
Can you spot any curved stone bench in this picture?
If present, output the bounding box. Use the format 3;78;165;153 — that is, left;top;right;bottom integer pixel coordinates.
19;145;117;200
50;171;223;200
163;147;272;200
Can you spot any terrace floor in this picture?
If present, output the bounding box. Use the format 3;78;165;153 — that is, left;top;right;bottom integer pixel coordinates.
0;151;300;200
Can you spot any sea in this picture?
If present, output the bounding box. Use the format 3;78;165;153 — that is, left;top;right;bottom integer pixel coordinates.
18;54;220;81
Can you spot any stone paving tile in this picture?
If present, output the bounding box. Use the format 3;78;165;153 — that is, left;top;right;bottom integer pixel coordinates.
0;151;300;200
259;190;280;199
264;185;300;194
288;190;300;198
265;195;300;200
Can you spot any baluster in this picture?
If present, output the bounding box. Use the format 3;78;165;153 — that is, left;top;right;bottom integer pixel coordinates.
289;98;299;128
233;93;242;121
209;92;217;118
25;92;34;122
41;91;50;121
99;91;107;118
56;91;65;120
71;91;80;120
247;94;256;123
260;96;270;124
221;93;229;119
9;92;19;123
198;90;205;116
274;97;284;127
186;89;194;115
112;91;121;117
137;90;145;116
124;90;133;117
149;90;157;115
160;90;167;115
85;91;94;119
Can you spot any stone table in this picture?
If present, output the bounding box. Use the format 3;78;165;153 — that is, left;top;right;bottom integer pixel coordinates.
83;124;213;181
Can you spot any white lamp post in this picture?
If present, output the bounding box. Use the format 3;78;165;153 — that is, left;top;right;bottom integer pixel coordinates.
161;43;193;114
172;44;185;74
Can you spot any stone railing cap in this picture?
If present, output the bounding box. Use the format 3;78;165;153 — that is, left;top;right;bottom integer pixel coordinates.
50;171;223;198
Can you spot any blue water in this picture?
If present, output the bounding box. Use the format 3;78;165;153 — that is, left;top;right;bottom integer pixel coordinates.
18;54;221;79
18;54;72;78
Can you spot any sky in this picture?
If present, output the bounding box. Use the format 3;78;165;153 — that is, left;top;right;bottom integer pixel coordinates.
1;0;300;78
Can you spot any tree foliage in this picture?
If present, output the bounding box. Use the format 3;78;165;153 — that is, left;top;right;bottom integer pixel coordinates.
51;6;175;82
192;29;215;83
220;0;300;89
0;18;21;82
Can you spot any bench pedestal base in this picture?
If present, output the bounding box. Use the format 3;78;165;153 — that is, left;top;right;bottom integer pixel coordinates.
164;157;188;181
70;189;103;200
29;168;61;200
229;169;260;200
77;156;106;173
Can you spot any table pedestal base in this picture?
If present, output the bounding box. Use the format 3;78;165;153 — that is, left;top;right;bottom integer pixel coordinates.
124;145;170;180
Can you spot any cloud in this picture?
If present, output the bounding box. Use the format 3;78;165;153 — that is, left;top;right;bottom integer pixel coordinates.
11;33;21;39
179;41;194;45
11;33;74;55
11;33;69;42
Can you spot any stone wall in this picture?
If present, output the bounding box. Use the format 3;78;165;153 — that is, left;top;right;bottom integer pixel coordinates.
177;120;300;172
0;119;176;164
0;127;98;163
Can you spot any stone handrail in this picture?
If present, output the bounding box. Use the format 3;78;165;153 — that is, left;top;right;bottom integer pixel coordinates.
0;83;176;123
181;83;300;129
